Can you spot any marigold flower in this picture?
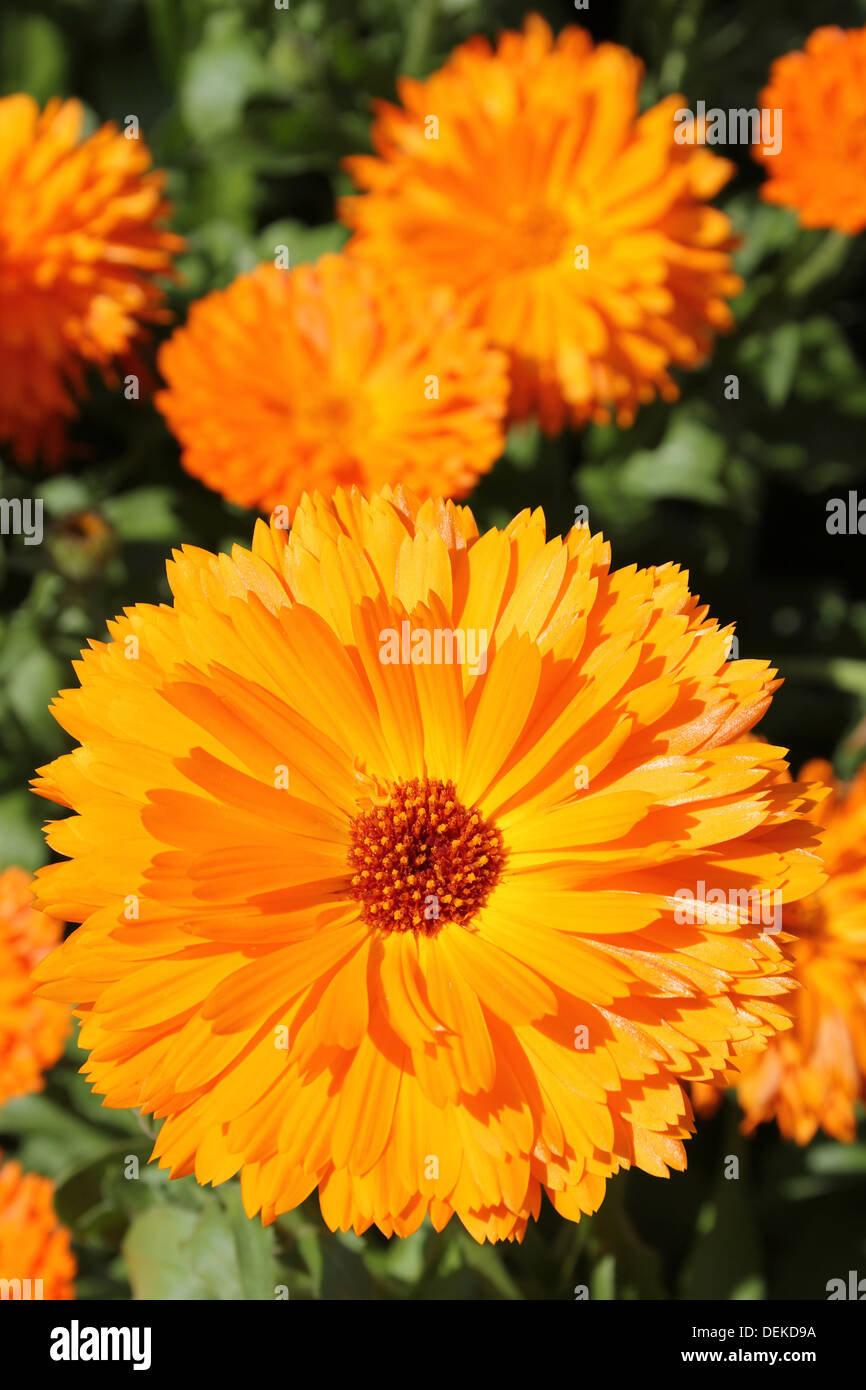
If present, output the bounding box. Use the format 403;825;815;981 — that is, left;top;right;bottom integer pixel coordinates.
340;15;742;433
733;760;866;1143
156;255;508;513
0;94;182;467
0;866;69;1107
755;27;866;234
0;1156;76;1300
32;488;823;1243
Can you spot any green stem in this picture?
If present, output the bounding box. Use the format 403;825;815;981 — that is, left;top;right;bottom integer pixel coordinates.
785;230;850;297
401;0;438;79
659;0;705;93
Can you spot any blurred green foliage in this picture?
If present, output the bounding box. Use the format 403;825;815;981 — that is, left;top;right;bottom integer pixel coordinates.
2;0;866;1299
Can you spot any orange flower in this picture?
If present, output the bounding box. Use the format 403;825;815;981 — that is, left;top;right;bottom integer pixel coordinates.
0;1156;76;1300
755;27;866;234
156;255;508;513
340;15;742;433
32;488;823;1243
734;760;866;1143
0;95;182;467
0;866;69;1107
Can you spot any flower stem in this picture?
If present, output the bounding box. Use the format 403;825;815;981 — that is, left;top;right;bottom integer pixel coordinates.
401;0;438;78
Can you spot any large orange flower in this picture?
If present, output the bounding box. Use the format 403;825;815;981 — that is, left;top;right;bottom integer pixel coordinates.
156;255;508;513
32;488;823;1243
0;866;69;1107
755;27;866;234
733;760;866;1143
0;95;182;467
340;15;742;433
0;1157;76;1300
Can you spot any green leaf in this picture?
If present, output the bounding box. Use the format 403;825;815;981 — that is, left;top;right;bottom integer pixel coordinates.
53;1143;155;1245
7;646;67;747
806;1142;866;1176
180;15;266;142
0;788;46;871
616;414;728;506
102;488;184;544
786;230;851;297
124;1191;276;1301
257;219;348;268
220;1184;278;1300
0;14;67;103
0;1094;112;1173
760;322;801;408
124;1206;212;1300
39;476;95;517
504;422;542;471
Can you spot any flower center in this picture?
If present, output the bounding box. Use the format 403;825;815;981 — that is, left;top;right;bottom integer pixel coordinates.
347;777;506;937
500;201;571;272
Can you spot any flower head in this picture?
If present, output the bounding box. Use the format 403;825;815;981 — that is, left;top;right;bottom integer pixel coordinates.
33;488;822;1243
340;15;742;433
0;95;182;467
0;866;69;1107
755;27;866;234
156;255;508;513
0;1156;76;1300
734;760;866;1143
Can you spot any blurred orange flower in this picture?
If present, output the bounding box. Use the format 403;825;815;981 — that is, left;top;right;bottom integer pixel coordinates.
156;255;508;513
756;27;866;234
32;488;822;1242
734;760;866;1143
340;15;742;433
0;95;182;467
0;866;69;1107
0;1156;76;1300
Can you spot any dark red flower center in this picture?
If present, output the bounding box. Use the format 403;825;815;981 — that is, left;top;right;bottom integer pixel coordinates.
347;777;506;937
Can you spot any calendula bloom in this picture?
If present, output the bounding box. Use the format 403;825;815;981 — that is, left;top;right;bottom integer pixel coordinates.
156;255;508;513
33;488;823;1243
755;27;866;234
0;95;182;467
0;866;69;1107
340;15;742;433
0;1157;76;1300
733;760;866;1144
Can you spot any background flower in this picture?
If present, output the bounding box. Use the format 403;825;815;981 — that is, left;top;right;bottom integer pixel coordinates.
755;26;866;234
0;1154;76;1299
156;256;508;512
0;865;69;1108
734;760;866;1142
0;94;182;466
340;15;742;432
